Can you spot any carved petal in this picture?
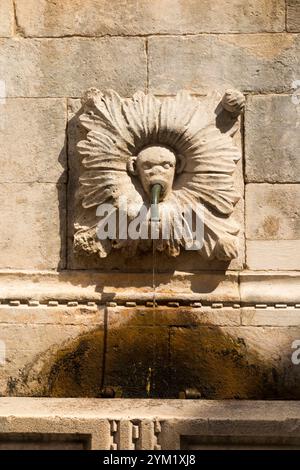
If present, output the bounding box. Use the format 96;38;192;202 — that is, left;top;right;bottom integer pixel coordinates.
157;91;199;151
122;91;161;148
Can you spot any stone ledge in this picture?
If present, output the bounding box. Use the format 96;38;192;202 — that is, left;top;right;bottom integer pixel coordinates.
240;271;300;304
0;270;239;304
0;270;299;305
1;398;300;449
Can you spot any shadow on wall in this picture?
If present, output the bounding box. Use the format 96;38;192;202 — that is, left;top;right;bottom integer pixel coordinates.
7;309;300;400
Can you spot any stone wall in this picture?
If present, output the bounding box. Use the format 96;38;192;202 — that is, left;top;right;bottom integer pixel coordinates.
0;1;300;399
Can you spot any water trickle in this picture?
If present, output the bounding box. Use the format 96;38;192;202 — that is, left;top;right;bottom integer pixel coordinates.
151;219;159;398
150;183;162;308
152;233;157;306
150;183;162;398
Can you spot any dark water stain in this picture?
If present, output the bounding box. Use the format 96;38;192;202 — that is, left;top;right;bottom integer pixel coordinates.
7;312;300;399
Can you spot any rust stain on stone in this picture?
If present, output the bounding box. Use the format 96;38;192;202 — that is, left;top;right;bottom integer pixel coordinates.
262;216;280;237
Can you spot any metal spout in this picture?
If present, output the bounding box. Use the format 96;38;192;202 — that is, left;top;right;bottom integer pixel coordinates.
150;183;162;222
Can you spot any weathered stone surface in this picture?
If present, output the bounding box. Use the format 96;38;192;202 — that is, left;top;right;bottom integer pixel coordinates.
242;307;300;326
148;34;300;94
287;0;300;32
0;38;146;97
246;184;300;239
245;95;300;182
1;301;300;399
0;183;66;269
0;316;103;397
14;0;285;36
105;325;170;398
170;325;300;398
246;240;300;270
0;99;66;183
0;0;13;37
0;0;299;417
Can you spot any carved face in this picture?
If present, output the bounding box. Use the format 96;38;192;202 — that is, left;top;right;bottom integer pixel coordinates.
135;146;177;200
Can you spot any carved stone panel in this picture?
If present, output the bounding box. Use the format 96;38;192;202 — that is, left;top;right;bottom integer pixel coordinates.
73;89;244;263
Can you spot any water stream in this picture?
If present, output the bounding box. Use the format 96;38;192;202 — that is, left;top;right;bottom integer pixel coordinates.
151;220;159;398
150;184;162;397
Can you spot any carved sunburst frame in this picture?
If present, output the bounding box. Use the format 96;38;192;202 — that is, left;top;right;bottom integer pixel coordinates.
73;88;244;261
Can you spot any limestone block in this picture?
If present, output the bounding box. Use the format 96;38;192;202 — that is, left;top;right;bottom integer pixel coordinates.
287;0;300;32
241;307;300;326
245;95;300;182
148;34;300;95
14;0;285;36
0;324;91;356
246;240;300;270
0;99;66;183
0;305;104;398
0;319;103;396
107;306;241;327
0;305;99;325
246;184;300;239
0;0;13;37
0;183;66;269
0;38;146;97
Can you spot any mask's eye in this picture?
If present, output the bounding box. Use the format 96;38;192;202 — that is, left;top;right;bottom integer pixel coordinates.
164;163;172;169
142;162;152;170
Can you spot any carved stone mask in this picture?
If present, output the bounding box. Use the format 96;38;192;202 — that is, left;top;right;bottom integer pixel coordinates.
135;146;177;200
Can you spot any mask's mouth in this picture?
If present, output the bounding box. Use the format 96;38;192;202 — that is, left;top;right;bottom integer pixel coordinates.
149;178;166;193
150;183;163;222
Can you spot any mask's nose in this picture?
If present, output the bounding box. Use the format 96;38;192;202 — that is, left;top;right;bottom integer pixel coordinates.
149;166;160;177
